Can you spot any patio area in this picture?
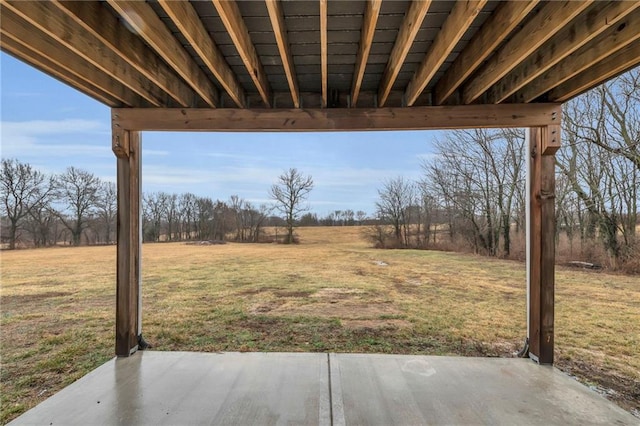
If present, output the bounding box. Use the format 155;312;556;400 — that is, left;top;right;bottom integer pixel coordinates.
9;351;636;425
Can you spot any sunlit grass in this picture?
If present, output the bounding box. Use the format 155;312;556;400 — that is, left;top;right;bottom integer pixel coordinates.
1;226;638;422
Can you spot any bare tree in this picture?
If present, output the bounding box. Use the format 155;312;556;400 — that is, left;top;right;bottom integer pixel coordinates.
269;168;314;244
95;181;117;244
1;159;55;249
375;176;414;247
54;167;101;246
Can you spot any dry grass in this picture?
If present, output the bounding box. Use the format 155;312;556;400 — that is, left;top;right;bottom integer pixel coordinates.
1;226;638;423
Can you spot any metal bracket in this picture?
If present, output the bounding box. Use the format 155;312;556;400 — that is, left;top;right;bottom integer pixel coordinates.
138;334;152;350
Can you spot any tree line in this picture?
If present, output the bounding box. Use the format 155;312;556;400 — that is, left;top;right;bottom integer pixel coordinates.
1;164;324;248
372;70;639;271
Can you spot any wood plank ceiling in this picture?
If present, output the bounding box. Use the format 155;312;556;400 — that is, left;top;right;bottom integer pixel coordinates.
1;0;639;110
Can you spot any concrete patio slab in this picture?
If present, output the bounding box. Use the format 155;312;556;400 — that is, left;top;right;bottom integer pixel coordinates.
330;353;636;425
9;351;637;425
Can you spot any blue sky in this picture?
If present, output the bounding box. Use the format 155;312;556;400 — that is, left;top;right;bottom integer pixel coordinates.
1;52;441;216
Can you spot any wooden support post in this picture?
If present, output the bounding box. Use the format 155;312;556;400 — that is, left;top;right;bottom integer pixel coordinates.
115;130;141;357
528;126;556;364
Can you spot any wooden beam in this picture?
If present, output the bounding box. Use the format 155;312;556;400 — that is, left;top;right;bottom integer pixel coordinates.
0;7;145;107
378;0;432;107
486;1;640;104
549;41;640;103
212;0;271;107
158;0;245;108
3;0;168;107
111;104;561;132
320;0;328;108
0;35;120;107
513;10;640;103
528;126;556;365
462;1;593;105
52;0;196;108
351;0;382;107
405;0;487;106
107;0;219;107
434;0;539;106
265;0;299;108
115;130;141;357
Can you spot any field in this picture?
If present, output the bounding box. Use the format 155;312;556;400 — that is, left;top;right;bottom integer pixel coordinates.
1;226;638;423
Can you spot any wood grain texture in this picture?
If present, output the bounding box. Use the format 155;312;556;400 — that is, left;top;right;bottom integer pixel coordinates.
549;41;640;103
3;0;167;106
514;10;640;103
433;0;539;105
266;0;300;108
486;1;640;104
320;0;328;108
158;0;245;107
462;1;593;104
212;0;271;106
377;0;431;107
107;0;219;107
528;127;556;365
53;0;196;107
405;0;487;106
351;0;382;107
115;131;141;357
0;7;144;107
0;32;119;107
111;104;561;132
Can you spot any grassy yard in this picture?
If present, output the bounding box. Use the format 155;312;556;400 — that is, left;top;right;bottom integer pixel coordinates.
1;226;638;423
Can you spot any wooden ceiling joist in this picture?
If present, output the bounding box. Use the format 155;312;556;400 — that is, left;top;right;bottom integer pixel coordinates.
377;0;432;107
549;41;640;103
211;0;271;107
350;0;382;107
0;35;120;107
461;0;593;105
1;0;637;114
486;1;640;104
320;0;328;108
2;1;163;106
51;1;195;108
433;0;539;106
405;0;487;107
158;0;245;108
513;9;640;103
112;103;561;132
265;0;300;108
106;0;219;108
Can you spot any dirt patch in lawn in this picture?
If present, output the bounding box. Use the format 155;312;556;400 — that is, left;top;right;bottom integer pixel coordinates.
556;357;640;415
342;319;411;330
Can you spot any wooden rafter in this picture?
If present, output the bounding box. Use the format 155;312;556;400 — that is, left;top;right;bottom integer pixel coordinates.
212;0;271;107
433;0;538;106
549;41;640;103
265;0;299;108
378;0;431;107
52;0;196;108
158;0;245;108
462;1;593;105
405;0;487;107
320;0;328;108
3;0;168;107
486;1;640;104
112;104;561;132
107;0;219;107
0;36;119;107
351;0;382;107
0;5;148;106
513;9;640;103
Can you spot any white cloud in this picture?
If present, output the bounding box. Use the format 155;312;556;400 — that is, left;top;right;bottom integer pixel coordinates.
0;118;110;159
